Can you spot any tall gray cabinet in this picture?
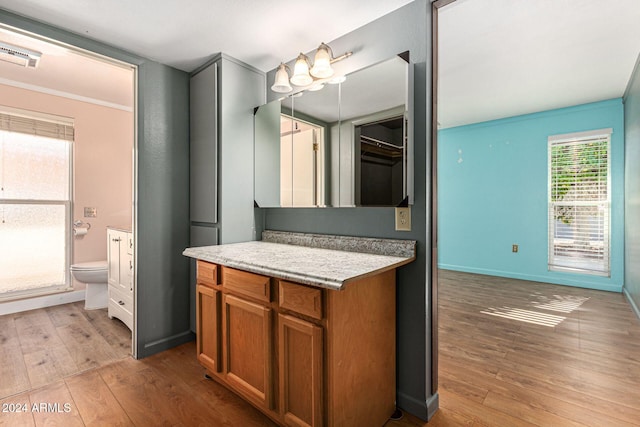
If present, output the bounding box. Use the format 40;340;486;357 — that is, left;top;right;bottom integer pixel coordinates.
189;54;265;329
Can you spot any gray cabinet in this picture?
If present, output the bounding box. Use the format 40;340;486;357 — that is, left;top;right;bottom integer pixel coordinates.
190;62;218;224
189;54;265;330
189;54;265;244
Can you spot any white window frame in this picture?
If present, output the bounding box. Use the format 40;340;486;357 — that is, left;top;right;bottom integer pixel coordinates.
0;108;74;300
548;128;611;276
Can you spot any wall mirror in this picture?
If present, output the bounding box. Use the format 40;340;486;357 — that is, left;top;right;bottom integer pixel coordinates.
254;53;411;208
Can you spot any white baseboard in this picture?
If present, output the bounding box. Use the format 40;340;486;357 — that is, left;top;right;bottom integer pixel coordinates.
623;288;640;320
0;290;85;316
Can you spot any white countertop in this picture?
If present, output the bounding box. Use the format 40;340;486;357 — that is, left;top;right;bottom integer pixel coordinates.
183;240;415;290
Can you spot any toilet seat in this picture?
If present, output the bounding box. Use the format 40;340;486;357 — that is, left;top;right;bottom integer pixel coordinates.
71;261;108;271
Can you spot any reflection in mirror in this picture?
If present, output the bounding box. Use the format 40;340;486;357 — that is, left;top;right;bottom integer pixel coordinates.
254;53;410;208
279;113;325;207
254;85;336;208
356;114;405;206
335;54;410;207
254;99;281;207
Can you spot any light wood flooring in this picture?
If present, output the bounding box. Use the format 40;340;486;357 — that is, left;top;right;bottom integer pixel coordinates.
1;271;639;426
0;301;131;401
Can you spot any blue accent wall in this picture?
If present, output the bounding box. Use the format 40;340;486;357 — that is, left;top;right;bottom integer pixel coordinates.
624;55;640;317
438;99;624;292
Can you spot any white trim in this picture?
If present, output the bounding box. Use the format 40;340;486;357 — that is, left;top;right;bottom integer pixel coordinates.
548;128;613;143
547;132;611;276
0;77;134;112
0;289;84;315
623;288;640;320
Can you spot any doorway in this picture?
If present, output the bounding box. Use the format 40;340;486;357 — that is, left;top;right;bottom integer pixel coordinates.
431;0;640;409
0;23;138;395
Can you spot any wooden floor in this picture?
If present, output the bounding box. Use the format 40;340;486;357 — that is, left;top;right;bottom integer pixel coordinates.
1;272;639;426
429;270;640;427
0;301;131;401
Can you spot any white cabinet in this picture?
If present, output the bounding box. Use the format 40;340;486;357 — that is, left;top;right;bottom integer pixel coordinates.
107;228;134;330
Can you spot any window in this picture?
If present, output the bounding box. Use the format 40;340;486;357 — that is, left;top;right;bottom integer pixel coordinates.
0;109;73;299
548;129;611;276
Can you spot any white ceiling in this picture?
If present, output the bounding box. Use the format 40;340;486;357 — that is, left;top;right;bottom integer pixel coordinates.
1;0;639;128
0;27;134;108
439;0;640;128
0;0;413;73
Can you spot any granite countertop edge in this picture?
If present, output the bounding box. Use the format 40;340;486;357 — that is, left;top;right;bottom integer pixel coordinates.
183;240;415;291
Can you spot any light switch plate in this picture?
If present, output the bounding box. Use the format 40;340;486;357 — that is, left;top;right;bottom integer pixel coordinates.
395;207;411;231
84;207;97;218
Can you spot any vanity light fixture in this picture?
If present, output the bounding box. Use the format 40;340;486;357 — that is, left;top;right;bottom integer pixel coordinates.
271;42;352;93
271;63;293;93
290;53;314;86
309;42;334;78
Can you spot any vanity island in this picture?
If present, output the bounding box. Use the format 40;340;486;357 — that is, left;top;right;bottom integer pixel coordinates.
183;231;416;427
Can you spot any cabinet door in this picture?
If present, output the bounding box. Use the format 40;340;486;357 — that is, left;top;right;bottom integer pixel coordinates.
107;229;121;287
196;284;221;374
117;233;129;292
190;62;218;223
278;314;323;427
223;294;273;410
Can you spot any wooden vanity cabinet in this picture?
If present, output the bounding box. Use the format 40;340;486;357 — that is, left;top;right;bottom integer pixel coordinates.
195;261;396;427
195;261;221;374
279;313;323;427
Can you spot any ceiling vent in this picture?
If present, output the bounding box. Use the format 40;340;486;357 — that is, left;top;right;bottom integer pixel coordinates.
0;42;42;68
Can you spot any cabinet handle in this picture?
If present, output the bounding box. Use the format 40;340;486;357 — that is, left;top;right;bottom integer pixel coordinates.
112;238;121;242
118;300;125;306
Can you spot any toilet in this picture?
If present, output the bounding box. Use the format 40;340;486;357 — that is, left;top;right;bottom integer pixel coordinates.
70;261;108;310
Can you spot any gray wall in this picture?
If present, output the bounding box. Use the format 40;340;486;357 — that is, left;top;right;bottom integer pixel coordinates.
0;10;193;358
136;62;191;357
264;1;436;420
624;53;640;318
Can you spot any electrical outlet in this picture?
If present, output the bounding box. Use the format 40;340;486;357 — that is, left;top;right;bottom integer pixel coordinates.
395;207;411;231
512;244;519;253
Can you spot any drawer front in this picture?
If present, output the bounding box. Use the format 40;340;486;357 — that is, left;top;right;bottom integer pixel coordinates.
222;267;270;303
197;260;218;287
108;285;133;330
109;285;133;312
279;281;323;320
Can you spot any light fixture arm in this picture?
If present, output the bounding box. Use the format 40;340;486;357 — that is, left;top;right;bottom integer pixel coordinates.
330;51;353;64
271;42;353;93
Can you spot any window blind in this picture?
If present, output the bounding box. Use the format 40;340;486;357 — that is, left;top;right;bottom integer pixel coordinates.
0;112;74;141
548;129;610;276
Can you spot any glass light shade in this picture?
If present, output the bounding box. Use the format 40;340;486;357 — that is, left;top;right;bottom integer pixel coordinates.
310;43;334;79
271;63;292;93
290;53;313;86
